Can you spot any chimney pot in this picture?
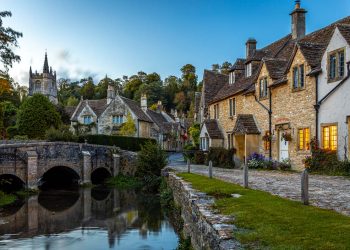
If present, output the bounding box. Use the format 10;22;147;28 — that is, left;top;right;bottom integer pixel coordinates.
290;0;307;40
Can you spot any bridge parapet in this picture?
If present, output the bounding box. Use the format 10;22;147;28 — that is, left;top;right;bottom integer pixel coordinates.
0;141;137;189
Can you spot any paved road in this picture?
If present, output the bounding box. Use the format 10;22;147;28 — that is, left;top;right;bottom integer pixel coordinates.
169;163;350;216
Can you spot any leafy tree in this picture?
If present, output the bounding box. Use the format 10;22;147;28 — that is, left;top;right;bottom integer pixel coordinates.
80;78;95;99
123;76;143;99
134;81;163;107
189;123;200;147
163;76;180;111
220;61;232;75
0;103;4;138
0;11;22;72
16;94;61;139
66;96;79;106
119;112;136;136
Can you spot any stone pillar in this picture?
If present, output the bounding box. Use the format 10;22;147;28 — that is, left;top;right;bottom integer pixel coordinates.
82;151;91;184
82;188;91;222
243;164;248;188
27;195;38;233
113;154;121;177
208;161;213;179
26;150;38;190
301;169;309;205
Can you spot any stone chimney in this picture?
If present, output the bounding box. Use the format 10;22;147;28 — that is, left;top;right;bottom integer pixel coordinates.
290;0;307;40
157;101;163;113
107;84;115;104
246;38;257;58
141;94;147;112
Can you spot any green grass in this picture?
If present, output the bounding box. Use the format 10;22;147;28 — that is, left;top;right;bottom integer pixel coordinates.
178;173;350;250
0;191;17;207
106;175;142;189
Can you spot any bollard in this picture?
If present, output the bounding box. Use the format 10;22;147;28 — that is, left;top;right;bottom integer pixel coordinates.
187;159;191;173
209;161;213;178
243;164;248;188
301;169;309;205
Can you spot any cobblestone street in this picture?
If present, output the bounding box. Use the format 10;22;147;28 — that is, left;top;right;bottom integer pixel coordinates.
169;163;350;216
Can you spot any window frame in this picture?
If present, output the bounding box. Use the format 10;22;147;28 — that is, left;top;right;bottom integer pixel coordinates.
229;98;236;117
321;123;338;151
292;64;305;91
214;104;219;119
246;63;252;77
327;48;346;83
83;115;93;125
112;115;124;124
229;72;235;84
259;77;268;99
297;127;311;151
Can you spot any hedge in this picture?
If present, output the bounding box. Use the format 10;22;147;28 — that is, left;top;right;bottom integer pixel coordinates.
81;134;157;152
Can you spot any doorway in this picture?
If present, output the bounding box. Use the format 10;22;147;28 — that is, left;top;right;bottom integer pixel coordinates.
279;131;289;161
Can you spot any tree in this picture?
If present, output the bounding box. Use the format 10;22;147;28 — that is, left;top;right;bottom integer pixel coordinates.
163;76;180;111
119;112;136;136
16;94;61;139
220;61;232;75
212;64;220;72
189;123;200;147
0;11;22;73
66;96;79;106
80;78;95;99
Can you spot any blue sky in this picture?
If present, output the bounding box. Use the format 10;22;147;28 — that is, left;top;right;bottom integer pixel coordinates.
2;0;350;86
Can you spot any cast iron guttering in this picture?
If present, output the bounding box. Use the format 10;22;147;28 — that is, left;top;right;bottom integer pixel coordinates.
314;62;350;141
254;90;272;159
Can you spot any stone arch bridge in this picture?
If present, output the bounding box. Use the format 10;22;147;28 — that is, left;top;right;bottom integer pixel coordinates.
0;141;137;189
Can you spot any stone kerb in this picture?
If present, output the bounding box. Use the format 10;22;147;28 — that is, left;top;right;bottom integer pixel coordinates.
166;172;241;250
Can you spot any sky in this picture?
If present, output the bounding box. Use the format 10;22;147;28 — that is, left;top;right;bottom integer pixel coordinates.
2;0;350;86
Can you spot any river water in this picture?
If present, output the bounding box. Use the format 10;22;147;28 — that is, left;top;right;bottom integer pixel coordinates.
0;187;179;250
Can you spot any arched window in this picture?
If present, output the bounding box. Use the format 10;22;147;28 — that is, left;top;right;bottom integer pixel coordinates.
35;80;41;92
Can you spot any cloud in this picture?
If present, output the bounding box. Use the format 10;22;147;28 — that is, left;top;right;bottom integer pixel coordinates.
56;49;71;63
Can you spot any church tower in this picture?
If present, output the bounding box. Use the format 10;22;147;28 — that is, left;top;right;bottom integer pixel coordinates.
28;52;58;104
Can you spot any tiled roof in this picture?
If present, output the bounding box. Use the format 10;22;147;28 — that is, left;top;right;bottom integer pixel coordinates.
202;70;228;113
71;99;108;121
203;119;224;139
264;58;288;80
336;24;350;46
146;109;169;131
120;96;153;123
233;114;260;135
229;58;245;71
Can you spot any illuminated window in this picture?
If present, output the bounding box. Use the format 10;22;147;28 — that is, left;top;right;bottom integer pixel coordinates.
322;125;337;151
298;128;310;150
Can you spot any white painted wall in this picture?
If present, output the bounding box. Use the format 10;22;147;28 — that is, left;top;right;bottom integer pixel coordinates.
318;27;350;159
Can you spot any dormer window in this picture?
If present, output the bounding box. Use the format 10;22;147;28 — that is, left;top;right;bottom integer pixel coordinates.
328;48;345;82
246;63;252;77
229;72;235;84
259;77;268;99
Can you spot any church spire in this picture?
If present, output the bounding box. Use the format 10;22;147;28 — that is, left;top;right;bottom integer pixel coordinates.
29;66;32;76
43;52;49;73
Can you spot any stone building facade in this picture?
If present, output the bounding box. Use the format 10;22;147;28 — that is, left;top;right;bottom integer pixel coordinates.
28;53;58;104
199;1;350;169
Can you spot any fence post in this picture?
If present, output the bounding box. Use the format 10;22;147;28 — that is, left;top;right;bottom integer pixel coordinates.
301;169;309;205
243;164;248;188
187;159;191;173
209;160;213;178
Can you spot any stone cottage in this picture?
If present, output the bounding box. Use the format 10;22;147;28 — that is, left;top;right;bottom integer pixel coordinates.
69;85;184;150
199;1;350;169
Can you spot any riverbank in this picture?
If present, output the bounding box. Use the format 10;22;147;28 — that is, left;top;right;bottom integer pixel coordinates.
178;173;350;249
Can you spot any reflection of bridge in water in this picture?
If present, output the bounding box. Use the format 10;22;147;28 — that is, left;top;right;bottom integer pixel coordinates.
0;188;159;248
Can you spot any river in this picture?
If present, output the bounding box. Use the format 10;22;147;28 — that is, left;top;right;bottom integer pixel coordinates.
0;187;179;250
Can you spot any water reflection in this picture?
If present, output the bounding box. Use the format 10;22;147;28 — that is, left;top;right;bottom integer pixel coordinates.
0;188;178;250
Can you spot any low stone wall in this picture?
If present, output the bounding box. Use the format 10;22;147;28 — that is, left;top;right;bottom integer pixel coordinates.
165;171;241;250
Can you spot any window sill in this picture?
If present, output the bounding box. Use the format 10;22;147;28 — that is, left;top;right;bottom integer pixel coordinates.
328;77;344;84
259;96;268;101
291;87;305;93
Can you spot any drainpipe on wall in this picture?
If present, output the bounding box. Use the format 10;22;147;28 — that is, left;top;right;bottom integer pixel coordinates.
254;92;272;160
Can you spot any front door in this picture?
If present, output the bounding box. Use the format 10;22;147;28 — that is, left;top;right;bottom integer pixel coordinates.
279;131;289;161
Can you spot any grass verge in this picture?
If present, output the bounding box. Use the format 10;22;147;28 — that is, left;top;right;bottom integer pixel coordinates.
178;173;350;250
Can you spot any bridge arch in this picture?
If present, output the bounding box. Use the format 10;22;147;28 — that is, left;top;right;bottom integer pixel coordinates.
0;174;25;192
39;166;80;189
91;167;112;185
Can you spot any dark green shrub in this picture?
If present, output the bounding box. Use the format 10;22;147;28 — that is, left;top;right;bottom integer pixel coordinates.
45;125;78;142
183;144;197;162
6;126;18;138
136;141;167;191
82;134;156;151
207;147;234;168
16;94;61;139
194;151;206;164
